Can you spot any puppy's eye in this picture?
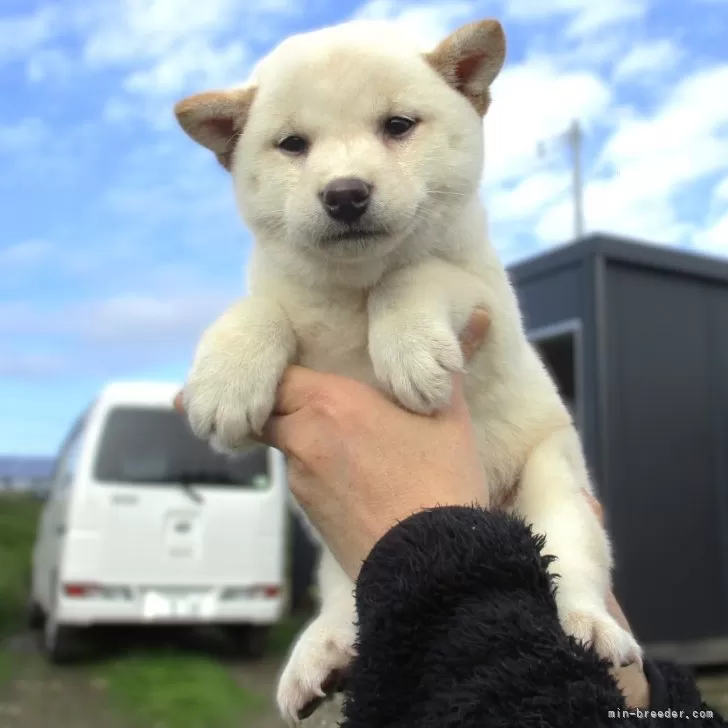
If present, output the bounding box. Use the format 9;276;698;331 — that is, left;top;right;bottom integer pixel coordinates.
277;135;309;155
383;116;417;138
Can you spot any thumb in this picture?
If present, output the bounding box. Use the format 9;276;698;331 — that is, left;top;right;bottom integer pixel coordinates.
442;307;490;420
459;308;490;363
441;371;470;420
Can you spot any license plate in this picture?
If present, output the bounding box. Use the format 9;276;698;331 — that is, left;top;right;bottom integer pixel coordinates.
143;591;205;619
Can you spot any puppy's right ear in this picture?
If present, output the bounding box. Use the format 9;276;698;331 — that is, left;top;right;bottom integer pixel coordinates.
174;86;256;171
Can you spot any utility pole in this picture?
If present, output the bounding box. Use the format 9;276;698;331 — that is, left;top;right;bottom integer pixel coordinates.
537;118;585;240
567;119;585;240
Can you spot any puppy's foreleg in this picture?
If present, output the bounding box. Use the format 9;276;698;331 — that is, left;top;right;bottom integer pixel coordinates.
183;296;297;451
513;426;642;667
368;258;489;414
277;545;356;724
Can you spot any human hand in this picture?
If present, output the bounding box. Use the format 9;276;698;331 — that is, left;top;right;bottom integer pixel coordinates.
582;490;650;709
260;309;491;580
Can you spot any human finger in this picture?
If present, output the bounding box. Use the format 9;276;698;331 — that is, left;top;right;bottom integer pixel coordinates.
259;410;321;464
581;488;605;525
271;365;344;416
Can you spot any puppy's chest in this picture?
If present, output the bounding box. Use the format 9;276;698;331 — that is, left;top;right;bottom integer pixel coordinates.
288;298;377;387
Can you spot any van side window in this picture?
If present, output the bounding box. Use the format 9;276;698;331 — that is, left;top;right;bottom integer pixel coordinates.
51;415;87;494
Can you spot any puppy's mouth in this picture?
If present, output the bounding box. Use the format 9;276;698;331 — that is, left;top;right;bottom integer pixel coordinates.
318;228;387;245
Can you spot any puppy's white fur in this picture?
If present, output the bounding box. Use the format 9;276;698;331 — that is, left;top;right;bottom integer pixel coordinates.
174;19;641;724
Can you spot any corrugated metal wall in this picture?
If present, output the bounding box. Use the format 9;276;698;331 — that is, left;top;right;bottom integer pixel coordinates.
603;261;728;644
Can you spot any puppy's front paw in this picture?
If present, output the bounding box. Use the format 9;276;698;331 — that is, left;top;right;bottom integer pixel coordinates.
369;315;464;414
561;606;643;668
276;615;356;724
183;320;292;452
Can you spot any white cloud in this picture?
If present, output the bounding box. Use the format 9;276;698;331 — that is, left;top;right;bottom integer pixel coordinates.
531;62;728;247
487;171;571;221
353;0;475;48
81;0;242;66
123;41;247;97
504;0;648;38
613;38;682;82
81;292;231;345
485;58;611;185
0;118;47;153
0;288;236;378
67;0;300;127
535;175;695;245
713;176;728;202
694;212;728;252
0;291;234;362
1;0;300;126
0;6;59;63
81;0;297;94
0;240;54;269
603;65;728;166
104;37;249;128
26;48;75;84
0;352;66;378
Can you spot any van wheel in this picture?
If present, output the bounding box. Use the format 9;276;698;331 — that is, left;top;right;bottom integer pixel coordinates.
26;569;45;630
225;625;270;659
26;596;45;630
43;615;89;665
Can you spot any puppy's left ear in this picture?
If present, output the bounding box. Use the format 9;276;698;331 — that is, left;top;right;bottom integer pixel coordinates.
174;86;256;171
425;19;506;116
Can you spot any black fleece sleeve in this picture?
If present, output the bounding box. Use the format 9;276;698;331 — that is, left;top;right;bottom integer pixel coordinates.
339;506;725;728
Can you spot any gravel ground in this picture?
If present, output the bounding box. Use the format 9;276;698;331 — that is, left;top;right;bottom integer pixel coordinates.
0;634;129;728
0;631;343;728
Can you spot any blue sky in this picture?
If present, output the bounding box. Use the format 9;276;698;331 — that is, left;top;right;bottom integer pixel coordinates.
1;0;727;455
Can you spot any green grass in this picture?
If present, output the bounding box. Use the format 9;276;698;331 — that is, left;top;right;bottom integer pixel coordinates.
0;649;12;687
0;495;42;637
103;651;265;728
100;614;311;727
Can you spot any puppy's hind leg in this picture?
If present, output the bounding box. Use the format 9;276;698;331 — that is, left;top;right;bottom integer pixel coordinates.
276;545;356;724
513;426;642;667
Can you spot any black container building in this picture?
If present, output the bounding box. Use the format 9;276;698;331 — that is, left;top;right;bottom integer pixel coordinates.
509;233;728;664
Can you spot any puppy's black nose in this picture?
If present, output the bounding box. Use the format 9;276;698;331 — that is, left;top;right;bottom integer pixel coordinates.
320;177;371;224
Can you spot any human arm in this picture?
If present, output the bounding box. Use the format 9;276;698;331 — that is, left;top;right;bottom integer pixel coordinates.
341;504;726;728
341;504;643;727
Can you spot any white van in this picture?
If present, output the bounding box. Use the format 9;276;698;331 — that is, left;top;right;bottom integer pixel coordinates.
28;381;288;663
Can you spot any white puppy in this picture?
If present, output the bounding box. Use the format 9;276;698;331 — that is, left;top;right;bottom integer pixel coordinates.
174;18;641;724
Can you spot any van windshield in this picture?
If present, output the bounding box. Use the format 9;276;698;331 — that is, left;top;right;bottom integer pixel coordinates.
93;406;270;489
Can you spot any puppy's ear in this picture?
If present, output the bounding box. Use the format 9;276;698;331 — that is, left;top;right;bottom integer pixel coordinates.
425;19;506;116
174;86;256;171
